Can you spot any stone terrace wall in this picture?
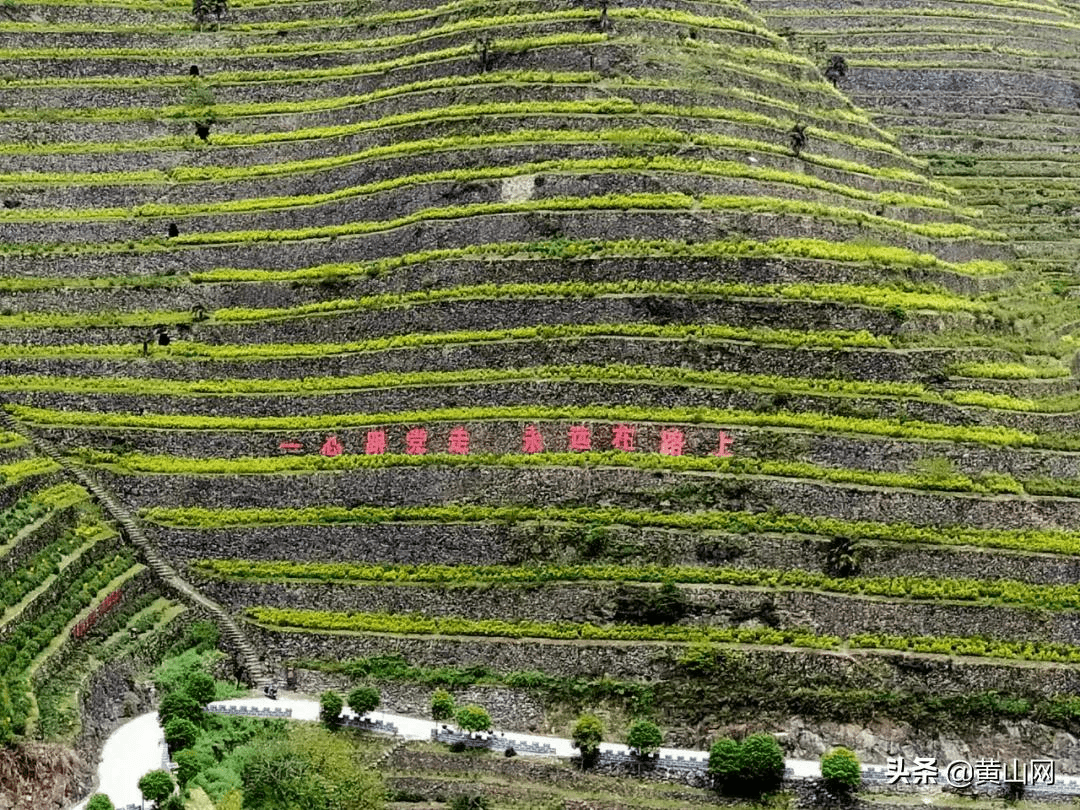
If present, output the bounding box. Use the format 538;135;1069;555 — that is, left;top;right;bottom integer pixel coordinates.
104;467;1080;532
200;578;1080;644
159;521;1080;587
250;626;1080;697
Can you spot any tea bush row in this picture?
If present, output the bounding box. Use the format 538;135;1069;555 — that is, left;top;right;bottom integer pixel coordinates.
82;446;1033;496
143;502;1080;557
4;155;957;222
248;607;1080;664
193;558;1080;610
17;401;1035;447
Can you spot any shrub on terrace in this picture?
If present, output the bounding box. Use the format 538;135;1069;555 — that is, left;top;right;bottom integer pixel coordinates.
242;725;383;810
789;123;808;157
0;680;13;745
474;36;493;73
824;55;848;86
173;748;213;788
164;717;200;753
138;770;175;808
455;705;492;732
158;691;203;727
86;795;114;810
347;686;380;716
647;581;690;624
625;720;663;756
708;733;785;795
821;747;861;791
571;713;604;764
166;619;219;657
192;0;226;26
739;733;785;792
431;688;455;721
708;738;742;786
319;691;343;730
182;670;216;705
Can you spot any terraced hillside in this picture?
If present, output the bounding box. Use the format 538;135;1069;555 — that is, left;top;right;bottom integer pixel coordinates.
0;430;183;805
6;0;1080;773
750;0;1080;280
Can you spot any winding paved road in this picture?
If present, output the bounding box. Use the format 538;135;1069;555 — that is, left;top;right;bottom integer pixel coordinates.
68;691;822;809
70;711;168;810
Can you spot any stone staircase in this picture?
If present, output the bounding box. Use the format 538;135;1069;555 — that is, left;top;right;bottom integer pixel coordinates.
0;407;271;688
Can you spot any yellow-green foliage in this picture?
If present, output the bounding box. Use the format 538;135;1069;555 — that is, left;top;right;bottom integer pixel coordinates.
0;8;775;60
195;559;1080;610
0;323;891;360
0;457;61;487
247;607;1080;664
0;191;996;256
79;448;1030;496
949;361;1069;379
12;403;1036;447
190;237;1003;283
249;606;841;647
0;432;26;450
0;279;984;327
7;358;1070;414
4;364;939;398
144;503;1080;557
210;280;985;322
0;93;910;165
0;156;956;221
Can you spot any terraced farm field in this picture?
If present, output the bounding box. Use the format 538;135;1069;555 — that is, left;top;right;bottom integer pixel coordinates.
6;0;1080;805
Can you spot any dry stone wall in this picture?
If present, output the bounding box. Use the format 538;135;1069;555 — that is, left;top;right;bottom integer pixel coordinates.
200;577;1080;644
251;625;1080;697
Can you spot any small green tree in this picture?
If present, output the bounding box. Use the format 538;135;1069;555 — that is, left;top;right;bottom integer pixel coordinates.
138;770;175;808
319;691;343;729
173;748;213;787
740;733;784;791
182;671;216;705
163;717;199;753
708;737;742;787
821;747;860;791
625;720;663;756
571;713;604;762
455;705;492;732
431;688;455;721
158;691;203;727
347;686;380;716
86;795;115;810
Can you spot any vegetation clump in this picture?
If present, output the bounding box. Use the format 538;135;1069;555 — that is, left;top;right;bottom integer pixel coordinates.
431;688;456;721
821;747;861;791
625;720;663;756
138;770;175;809
455;704;493;732
319;691;344;729
709;733;785;794
571;713;604;764
347;686;381;716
